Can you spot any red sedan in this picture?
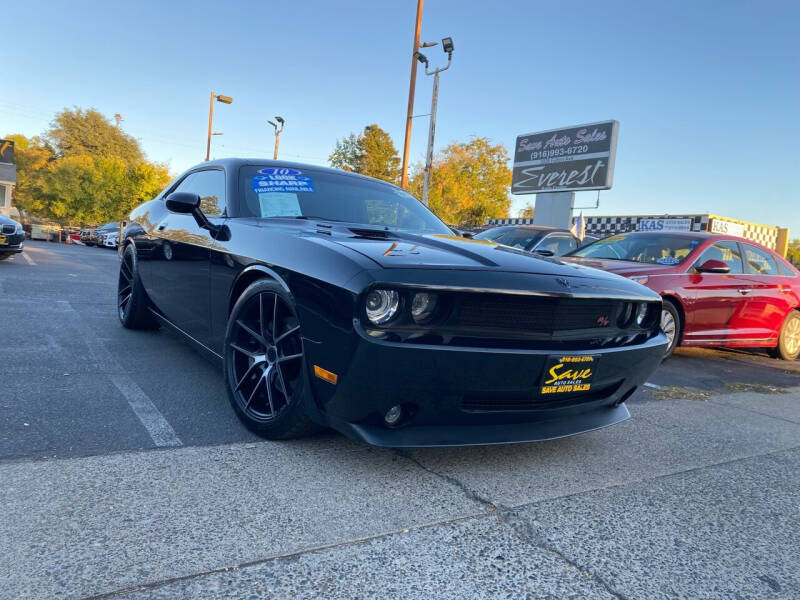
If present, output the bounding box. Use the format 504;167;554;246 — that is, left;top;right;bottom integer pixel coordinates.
565;231;800;359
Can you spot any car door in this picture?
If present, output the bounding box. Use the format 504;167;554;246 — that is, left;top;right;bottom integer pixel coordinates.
534;233;578;256
682;240;752;343
735;243;793;342
147;168;227;347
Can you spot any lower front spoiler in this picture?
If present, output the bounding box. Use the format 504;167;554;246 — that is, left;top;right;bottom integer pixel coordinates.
331;402;630;448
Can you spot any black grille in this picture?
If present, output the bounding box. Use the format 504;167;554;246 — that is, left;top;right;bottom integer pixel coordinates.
1;224;15;234
457;295;618;333
461;382;622;412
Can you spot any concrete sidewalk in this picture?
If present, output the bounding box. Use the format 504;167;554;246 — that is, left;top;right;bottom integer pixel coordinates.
3;387;800;599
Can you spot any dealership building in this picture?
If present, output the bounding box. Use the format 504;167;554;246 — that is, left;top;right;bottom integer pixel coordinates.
487;213;791;257
0;139;16;217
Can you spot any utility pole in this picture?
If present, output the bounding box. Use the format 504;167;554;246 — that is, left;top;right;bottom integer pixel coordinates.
400;0;424;190
206;91;233;161
417;37;453;206
268;117;285;160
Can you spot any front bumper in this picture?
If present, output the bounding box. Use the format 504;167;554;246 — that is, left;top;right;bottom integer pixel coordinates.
306;329;667;447
0;233;25;254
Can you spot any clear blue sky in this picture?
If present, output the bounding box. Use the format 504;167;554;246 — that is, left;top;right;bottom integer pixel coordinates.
3;0;799;233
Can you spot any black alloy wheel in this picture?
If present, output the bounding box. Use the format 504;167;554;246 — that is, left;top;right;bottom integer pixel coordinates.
118;244;159;329
224;280;320;438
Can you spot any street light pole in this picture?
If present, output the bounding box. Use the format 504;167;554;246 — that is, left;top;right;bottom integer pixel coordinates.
206;92;233;161
268;117;285;160
418;38;453;207
400;0;424;190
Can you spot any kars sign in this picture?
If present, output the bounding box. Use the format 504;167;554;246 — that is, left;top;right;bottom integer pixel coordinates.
511;120;619;195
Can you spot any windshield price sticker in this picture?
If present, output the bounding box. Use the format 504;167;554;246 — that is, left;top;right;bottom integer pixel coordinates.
540;355;598;395
253;169;315;194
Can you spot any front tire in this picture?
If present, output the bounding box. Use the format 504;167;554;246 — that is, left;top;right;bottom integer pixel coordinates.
660;299;682;359
224;280;321;439
768;311;800;361
118;244;160;329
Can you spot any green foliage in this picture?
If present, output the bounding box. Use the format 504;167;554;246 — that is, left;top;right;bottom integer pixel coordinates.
787;238;800;265
5;108;170;226
46;107;144;163
329;124;400;184
410;137;512;226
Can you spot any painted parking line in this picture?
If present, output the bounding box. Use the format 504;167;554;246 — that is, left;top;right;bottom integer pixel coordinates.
22;252;36;266
110;374;182;447
59;300;183;448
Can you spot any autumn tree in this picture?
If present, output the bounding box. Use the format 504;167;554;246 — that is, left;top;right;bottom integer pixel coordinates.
329;124;400;184
410;137;512;226
5;108;170;225
46;107;144;163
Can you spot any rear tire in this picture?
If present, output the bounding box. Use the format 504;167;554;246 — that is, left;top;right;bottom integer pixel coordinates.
224;279;321;439
660;300;682;359
768;311;800;361
118;244;160;330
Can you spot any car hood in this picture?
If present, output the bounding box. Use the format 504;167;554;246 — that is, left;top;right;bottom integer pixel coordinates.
332;231;622;279
563;257;678;277
0;214;19;227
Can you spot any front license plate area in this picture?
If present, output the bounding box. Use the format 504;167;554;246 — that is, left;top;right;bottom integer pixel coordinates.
540;355;599;396
0;235;6;245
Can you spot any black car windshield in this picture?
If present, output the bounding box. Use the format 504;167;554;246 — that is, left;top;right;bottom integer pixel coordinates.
568;232;703;265
473;227;547;250
238;166;451;234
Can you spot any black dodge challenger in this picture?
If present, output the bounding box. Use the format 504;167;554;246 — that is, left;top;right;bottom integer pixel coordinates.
118;159;667;446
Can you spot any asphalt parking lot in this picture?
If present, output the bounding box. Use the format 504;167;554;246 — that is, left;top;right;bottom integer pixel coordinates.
2;240;800;599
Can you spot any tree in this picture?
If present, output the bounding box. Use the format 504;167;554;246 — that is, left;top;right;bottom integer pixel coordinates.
3;134;55;216
787;238;800;266
410;137;512;226
518;202;534;219
329;124;400;184
46;107;144;163
5;108;170;226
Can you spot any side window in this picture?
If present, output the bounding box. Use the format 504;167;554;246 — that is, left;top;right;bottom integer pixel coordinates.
743;244;778;275
540;234;578;256
778;261;798;277
694;241;744;274
172;170;226;217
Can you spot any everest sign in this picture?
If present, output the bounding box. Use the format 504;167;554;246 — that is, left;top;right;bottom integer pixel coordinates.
511;120;619;194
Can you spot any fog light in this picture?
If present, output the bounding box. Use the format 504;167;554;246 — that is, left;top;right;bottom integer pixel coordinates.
384;405;403;425
411;292;438;322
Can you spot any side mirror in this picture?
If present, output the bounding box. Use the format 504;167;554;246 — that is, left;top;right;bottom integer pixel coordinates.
461;231;474;239
696;259;730;274
164;192;219;234
165;192;200;214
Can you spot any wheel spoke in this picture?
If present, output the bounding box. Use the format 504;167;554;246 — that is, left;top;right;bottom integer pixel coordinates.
118;284;132;296
276;364;289;399
235;360;263;393
244;374;264;409
237;319;266;346
277;352;303;364
259;293;275;343
230;342;258;359
264;367;276;415
275;325;300;344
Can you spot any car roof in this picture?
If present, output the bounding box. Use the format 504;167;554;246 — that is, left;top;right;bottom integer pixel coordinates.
483;225;570;234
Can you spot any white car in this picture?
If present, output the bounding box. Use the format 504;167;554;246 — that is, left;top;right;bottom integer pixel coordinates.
99;229;119;248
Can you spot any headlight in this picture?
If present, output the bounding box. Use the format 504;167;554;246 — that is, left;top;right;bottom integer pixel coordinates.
629;275;649;285
635;303;649;326
365;289;399;325
410;292;438;322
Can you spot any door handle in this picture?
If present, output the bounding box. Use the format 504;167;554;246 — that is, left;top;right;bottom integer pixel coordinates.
737;288;750;295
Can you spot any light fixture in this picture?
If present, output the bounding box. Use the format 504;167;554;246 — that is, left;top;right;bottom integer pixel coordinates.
441;37;454;54
275;116;285;125
365;289;400;325
414;51;428;65
216;94;233;104
636;303;649;326
411;292;438;322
